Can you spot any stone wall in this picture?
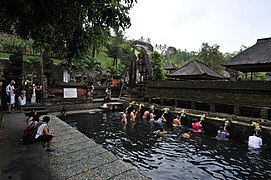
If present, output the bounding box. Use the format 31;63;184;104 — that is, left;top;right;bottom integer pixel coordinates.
45;82;121;105
143;80;271;119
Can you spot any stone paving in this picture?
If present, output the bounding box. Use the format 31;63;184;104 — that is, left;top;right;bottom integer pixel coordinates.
47;114;149;180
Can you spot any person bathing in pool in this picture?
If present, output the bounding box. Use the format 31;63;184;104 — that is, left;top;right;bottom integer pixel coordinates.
154;127;167;136
192;118;202;133
121;111;127;124
172;115;181;126
216;126;229;141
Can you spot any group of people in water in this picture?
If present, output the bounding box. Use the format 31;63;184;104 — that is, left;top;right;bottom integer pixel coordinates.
23;110;56;152
121;106;263;149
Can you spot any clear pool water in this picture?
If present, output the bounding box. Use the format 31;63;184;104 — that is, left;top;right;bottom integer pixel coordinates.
64;112;271;180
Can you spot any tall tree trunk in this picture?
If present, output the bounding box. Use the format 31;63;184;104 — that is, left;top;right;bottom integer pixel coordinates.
92;45;96;58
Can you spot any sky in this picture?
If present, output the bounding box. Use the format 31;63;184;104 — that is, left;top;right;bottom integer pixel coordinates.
125;0;271;53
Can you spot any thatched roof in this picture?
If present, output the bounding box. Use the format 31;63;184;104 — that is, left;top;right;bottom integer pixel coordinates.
164;64;177;70
166;60;226;80
223;37;271;72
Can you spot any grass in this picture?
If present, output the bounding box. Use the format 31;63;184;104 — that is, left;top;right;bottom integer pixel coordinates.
0;52;12;59
0;51;62;65
0;51;116;69
96;52;113;69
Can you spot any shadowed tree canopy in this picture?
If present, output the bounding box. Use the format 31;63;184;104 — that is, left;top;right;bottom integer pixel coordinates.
198;42;226;74
0;0;136;68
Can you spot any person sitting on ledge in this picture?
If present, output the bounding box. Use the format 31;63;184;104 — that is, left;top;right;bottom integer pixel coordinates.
26;110;36;125
61;106;67;117
35;116;56;152
248;133;262;149
216;126;229;141
22;115;41;144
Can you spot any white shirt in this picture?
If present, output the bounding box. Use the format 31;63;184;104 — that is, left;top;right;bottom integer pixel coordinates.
6;84;14;95
150;113;154;121
26;116;34;125
35;123;47;139
248;135;262;148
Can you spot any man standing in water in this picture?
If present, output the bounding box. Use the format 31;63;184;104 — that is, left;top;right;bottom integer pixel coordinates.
130;109;136;122
248;133;262;149
172;116;181;126
216;126;229;141
122;111;127;124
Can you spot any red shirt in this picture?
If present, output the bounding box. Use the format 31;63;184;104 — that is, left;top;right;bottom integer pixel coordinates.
192;123;202;132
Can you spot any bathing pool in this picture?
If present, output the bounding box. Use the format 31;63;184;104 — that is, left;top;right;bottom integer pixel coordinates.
63;112;271;180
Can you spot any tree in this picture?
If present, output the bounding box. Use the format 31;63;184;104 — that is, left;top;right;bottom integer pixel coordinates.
0;33;33;53
83;56;101;72
197;42;226;73
0;0;137;71
150;51;164;80
164;48;195;67
105;30;133;68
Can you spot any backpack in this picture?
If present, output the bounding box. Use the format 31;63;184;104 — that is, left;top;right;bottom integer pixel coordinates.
22;123;37;145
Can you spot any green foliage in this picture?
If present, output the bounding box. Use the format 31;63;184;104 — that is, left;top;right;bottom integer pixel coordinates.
83;55;101;72
243;72;269;81
104;30;134;79
150;51;165;80
106;65;123;77
173;50;195;67
95;52;114;69
105;30;134;68
0;33;34;53
0;52;12;59
197;42;226;74
0;0;136;69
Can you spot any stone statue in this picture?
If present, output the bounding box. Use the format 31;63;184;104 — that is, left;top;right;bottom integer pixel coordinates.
138;47;153;80
128;51;137;88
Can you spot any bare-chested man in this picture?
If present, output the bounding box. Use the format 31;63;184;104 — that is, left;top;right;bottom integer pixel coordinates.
142;110;150;119
172;116;181;126
122;111;127;124
130;109;136;122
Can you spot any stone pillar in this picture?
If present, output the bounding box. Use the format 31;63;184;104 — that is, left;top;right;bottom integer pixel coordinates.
148;97;151;104
174;99;178;107
160;98;164;105
191;101;195;109
234;105;240;116
260;107;269;119
210;103;216;112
